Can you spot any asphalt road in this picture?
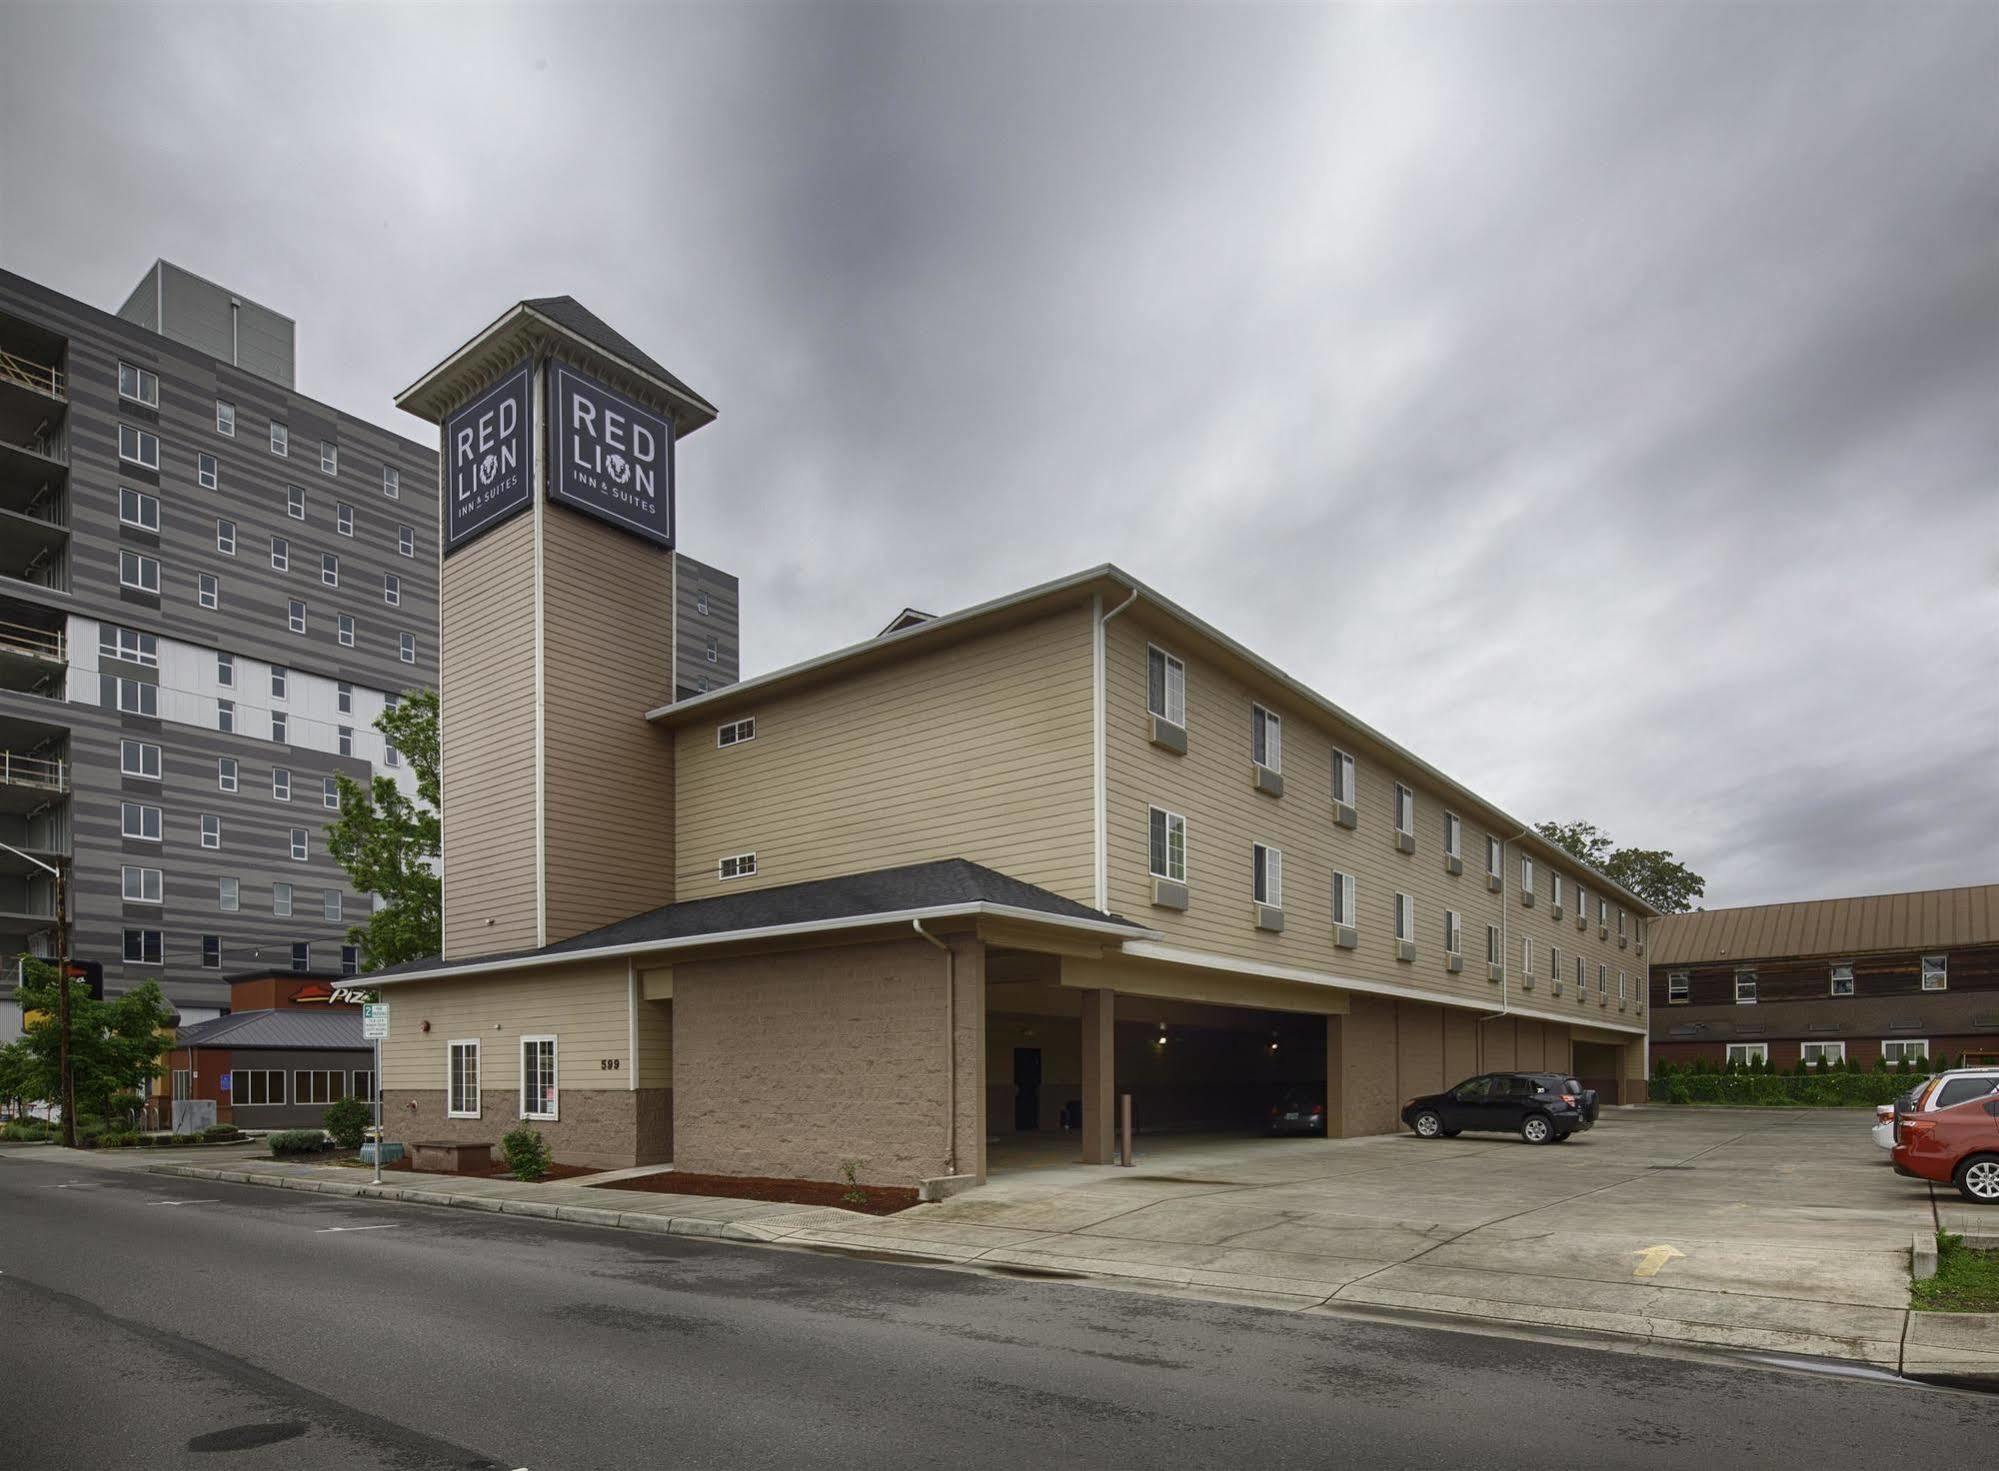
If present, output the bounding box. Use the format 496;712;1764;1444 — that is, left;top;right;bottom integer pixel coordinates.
1;1152;1991;1470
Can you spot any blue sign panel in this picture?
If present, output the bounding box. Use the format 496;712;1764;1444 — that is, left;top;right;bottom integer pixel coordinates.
547;362;675;549
443;360;533;554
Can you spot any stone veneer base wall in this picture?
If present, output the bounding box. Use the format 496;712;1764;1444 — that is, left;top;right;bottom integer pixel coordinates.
384;1087;672;1171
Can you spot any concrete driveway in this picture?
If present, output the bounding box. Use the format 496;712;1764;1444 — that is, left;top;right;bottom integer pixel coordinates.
774;1108;1987;1372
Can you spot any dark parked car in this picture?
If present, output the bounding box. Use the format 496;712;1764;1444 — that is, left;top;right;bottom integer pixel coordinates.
1266;1090;1327;1136
1401;1072;1598;1145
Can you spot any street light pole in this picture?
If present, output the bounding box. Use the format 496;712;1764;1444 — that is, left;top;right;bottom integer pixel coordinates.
0;839;72;1148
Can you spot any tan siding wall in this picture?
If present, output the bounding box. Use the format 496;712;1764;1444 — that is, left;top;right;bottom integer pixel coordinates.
379;957;634;1097
1103;610;1644;1032
439;512;539;959
672;607;1097;902
541;505;677;943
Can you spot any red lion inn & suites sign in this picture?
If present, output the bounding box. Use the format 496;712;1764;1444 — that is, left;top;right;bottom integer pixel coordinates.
443;359;533;553
548;361;676;549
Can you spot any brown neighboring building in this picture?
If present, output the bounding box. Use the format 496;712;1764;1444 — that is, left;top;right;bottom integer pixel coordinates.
153;970;377;1129
1648;884;1999;1072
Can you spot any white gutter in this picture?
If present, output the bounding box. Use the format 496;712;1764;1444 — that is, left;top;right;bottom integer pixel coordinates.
1092;586;1140;910
911;919;956;1177
367;902;1162;988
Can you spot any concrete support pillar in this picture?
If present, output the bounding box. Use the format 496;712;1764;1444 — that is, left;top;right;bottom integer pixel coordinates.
950;936;988;1184
1080;987;1116;1164
1326;993;1399;1137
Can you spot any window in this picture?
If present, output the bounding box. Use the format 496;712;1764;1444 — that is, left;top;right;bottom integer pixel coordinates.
118;361;160;405
1921;954;1948;991
291;941;311;973
266;665;286;700
271;421;288;456
120;801;162;841
216;400;235;436
706;635;717;664
1252;843;1283;908
1520;856;1535;896
321;552;339;587
202;936;221;969
342;946;360;978
271;536;290;571
398;524;414;557
448;1040;480;1118
378;572;400;605
1801;1042;1845;1068
1726;1044;1768;1068
383;464;400;499
384;738;400;769
352;1068;374;1100
216;650;235;686
338;725;354;757
1618;969;1627;1001
123;928;162;965
1549;874;1564;913
102;625;158;666
716;717;757;747
1734;968;1758;1004
1331;749;1355;806
1597;898;1608;928
324;890;343;922
320;440;338;475
121;865;163;904
399;631;416;664
234;1070;286;1106
1444;909;1462;955
1882;1040;1929;1064
521;1037;558;1121
118;550;160;594
338;613;355;647
201;814;221;849
271;713;288;744
1148;807;1188;882
1579;958;1589;991
1251;705;1282;773
1522;937;1535;978
1487;923;1501;965
323;776;340;810
216;757;238;793
218;876;239;912
114;677;158;716
1576;885;1588;920
290;828;308;861
337;681;353;715
1935;1076;1999;1108
118;486;159;531
273;882;293;917
697;591;710;614
1597;962;1607;993
198;452;218;490
1146;647;1187;727
118;423;160;470
273;767;291;800
216;699;235;734
1830;962;1856;997
1443;811;1461;858
336;502;354;536
1392;892;1415;943
717;851;757;880
1393;784;1414;836
295;1070;344;1105
120;739;161;779
1550;945;1561;982
286;484;305;519
1486;834;1502;879
1617;908;1627;940
289;600;307;634
197;572;219;609
1332;871;1357;927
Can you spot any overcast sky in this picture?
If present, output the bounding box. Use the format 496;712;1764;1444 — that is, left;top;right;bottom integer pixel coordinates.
3;3;1993;910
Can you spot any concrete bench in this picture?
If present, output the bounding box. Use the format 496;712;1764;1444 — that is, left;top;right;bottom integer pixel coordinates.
410;1140;492;1175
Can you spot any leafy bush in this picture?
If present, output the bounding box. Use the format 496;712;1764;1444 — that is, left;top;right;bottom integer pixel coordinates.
500;1124;552;1182
200;1124;243;1142
268;1129;330;1157
322;1096;372;1150
1;1121;53;1141
1649;1059;1923;1107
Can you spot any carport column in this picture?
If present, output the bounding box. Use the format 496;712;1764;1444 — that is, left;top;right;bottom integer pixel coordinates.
1080;987;1116;1164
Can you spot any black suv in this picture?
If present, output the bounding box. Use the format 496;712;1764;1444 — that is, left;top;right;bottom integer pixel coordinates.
1401;1073;1599;1145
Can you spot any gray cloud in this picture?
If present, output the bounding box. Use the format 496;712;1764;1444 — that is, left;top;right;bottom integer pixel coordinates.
3;1;1993;908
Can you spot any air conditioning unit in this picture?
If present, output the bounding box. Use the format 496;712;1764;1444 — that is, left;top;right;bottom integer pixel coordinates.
1149;716;1188;754
1252;764;1284;798
1394;831;1415;855
1331;801;1357;830
1255;903;1285;933
1150;878;1189;911
1333;924;1359;950
1445;954;1463;973
1443;855;1463;876
1394;940;1416;963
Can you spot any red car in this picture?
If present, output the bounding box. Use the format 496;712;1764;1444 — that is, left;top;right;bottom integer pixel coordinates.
1892;1074;1999;1203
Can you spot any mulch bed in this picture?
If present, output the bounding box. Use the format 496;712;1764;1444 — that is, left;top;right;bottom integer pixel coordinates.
591;1170;919;1216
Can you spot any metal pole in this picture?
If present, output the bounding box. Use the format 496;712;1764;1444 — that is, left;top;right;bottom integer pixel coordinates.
55;860;74;1149
1119;1092;1134;1168
372;1033;382;1185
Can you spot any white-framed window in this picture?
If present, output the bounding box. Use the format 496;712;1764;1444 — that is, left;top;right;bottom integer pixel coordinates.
270;535;289;571
336;502;354;537
521;1036;559;1121
201;814;221;849
118;486;159;531
1332;870;1357;927
1597;962;1607;992
118;550;160;594
1253;843;1283;908
216;757;237;793
1734;968;1758;1004
323;776;340;811
286;484;306;520
1486;834;1502;879
383;464;400;499
1550;944;1562;981
120;801;162;841
289;827;308;861
1549;874;1564;912
118;361;160;405
295;1070;344;1105
270;420;288;456
383;573;401;606
321;552;339;587
197;572;219;609
1520;855;1535;896
1597;897;1608;928
114;677;158;716
320;440;338;475
201;937;220;970
234;1069;286;1106
1443;810;1460;859
1393;783;1414;836
1618;968;1627;1001
1251;705;1282;773
399;631;416;664
217;698;234;732
216;399;235;436
1574;884;1588;921
273;767;291;800
338;613;355;647
338;725;354;757
218;876;239;912
1882;1040;1929;1064
398;524;414;557
1487;923;1501;966
1921;954;1948;991
121;865;163;904
123;928;162;964
270;712;289;745
1444;909;1462;955
102;624;158;666
1617;908;1627;940
1830;962;1856;996
337;681;353;715
216;650;235;686
273;881;293;917
447;1040;480;1118
384;737;400;768
289;600;307;634
341;945;359;977
1801;1041;1845;1068
198;451;218;490
324;890;342;922
118;423;160;469
1331;749;1355;806
269;665;287;699
718;851;756;880
1146;645;1187;728
1522;936;1535;978
120;739;161;779
1148;806;1188;882
1393;892;1415;943
1725;1043;1768;1067
716;717;757;747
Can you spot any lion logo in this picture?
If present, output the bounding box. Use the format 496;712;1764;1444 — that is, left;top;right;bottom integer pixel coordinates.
479;453;499;486
605;452;631;486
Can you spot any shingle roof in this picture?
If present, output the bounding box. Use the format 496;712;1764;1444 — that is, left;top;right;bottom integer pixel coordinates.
1649;882;1999;966
523;296;717;422
176;1009;367;1051
372;858;1149;982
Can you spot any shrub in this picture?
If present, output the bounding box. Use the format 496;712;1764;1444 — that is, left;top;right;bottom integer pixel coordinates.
268;1129;329;1157
201;1124;243;1142
322;1097;372;1150
1;1121;53;1141
500;1124;552;1182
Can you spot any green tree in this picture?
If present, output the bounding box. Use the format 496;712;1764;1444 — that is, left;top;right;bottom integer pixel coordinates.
12;960;175;1121
0;1036;37;1117
326;688;441;969
1535;820;1706;914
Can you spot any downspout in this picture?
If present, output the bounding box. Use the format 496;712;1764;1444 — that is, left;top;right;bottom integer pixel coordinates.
1092;586;1140;911
912;919;956;1177
1478;826;1534;1035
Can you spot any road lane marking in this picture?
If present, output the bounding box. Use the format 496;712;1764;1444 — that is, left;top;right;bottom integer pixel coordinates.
315;1223;399;1233
1632;1244;1686;1278
149;1199;219;1207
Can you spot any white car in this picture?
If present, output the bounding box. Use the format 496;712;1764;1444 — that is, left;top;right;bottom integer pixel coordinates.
1872;1102;1899;1150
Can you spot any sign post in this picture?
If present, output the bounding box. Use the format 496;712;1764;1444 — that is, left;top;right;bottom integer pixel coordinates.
361;1003;390;1184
